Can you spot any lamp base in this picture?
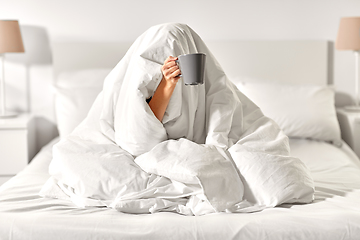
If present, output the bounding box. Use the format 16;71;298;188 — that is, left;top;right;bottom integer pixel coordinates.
344;105;360;112
0;111;18;118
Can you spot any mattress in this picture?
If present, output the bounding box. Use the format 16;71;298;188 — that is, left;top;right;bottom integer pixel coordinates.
1;138;360;240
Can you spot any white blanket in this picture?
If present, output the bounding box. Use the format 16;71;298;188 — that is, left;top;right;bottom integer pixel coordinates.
41;23;314;215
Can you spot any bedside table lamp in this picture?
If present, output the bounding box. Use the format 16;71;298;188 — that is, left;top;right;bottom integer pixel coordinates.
336;17;360;112
0;20;25;118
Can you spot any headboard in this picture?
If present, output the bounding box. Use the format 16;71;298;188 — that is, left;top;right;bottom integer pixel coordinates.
48;39;336;151
52;40;331;85
206;40;331;85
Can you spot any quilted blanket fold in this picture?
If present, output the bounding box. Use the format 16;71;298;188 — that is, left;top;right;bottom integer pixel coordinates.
41;23;314;215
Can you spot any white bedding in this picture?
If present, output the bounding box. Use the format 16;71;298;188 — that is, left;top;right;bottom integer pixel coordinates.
40;23;314;215
1;138;360;239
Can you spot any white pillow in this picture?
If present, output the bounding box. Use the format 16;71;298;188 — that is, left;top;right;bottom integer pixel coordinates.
236;82;341;144
55;69;111;138
228;144;314;207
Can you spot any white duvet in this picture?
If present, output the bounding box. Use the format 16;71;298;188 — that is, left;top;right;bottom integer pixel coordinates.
41;23;314;215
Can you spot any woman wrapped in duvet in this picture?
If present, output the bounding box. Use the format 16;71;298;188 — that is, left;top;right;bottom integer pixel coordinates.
41;23;314;216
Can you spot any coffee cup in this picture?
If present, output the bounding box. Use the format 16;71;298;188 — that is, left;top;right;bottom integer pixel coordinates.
176;53;206;85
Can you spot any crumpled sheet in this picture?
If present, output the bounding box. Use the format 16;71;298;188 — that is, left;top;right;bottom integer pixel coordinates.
40;23;314;216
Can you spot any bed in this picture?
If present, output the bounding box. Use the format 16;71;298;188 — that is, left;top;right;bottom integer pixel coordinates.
1;36;360;239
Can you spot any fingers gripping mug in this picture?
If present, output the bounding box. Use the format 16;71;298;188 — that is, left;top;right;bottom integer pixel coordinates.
176;53;206;85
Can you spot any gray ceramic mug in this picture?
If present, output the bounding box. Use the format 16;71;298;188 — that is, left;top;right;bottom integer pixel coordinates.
176;53;206;85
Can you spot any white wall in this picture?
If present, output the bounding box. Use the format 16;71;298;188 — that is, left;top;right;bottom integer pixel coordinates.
2;0;359;42
1;0;360;149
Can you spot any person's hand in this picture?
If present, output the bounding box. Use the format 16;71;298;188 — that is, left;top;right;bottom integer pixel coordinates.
149;56;180;122
161;56;181;86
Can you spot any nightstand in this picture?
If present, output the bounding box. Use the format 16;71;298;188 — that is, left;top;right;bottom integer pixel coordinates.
337;108;360;158
0;114;36;186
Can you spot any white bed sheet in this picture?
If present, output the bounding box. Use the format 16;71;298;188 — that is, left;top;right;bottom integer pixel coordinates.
1;138;360;240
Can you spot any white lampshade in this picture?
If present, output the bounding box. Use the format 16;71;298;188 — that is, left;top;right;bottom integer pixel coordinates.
0;20;25;53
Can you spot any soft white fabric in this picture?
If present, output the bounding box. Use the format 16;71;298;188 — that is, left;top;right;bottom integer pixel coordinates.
2;137;360;240
55;69;111;138
236;82;341;144
229;144;314;207
42;23;314;215
134;138;244;213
